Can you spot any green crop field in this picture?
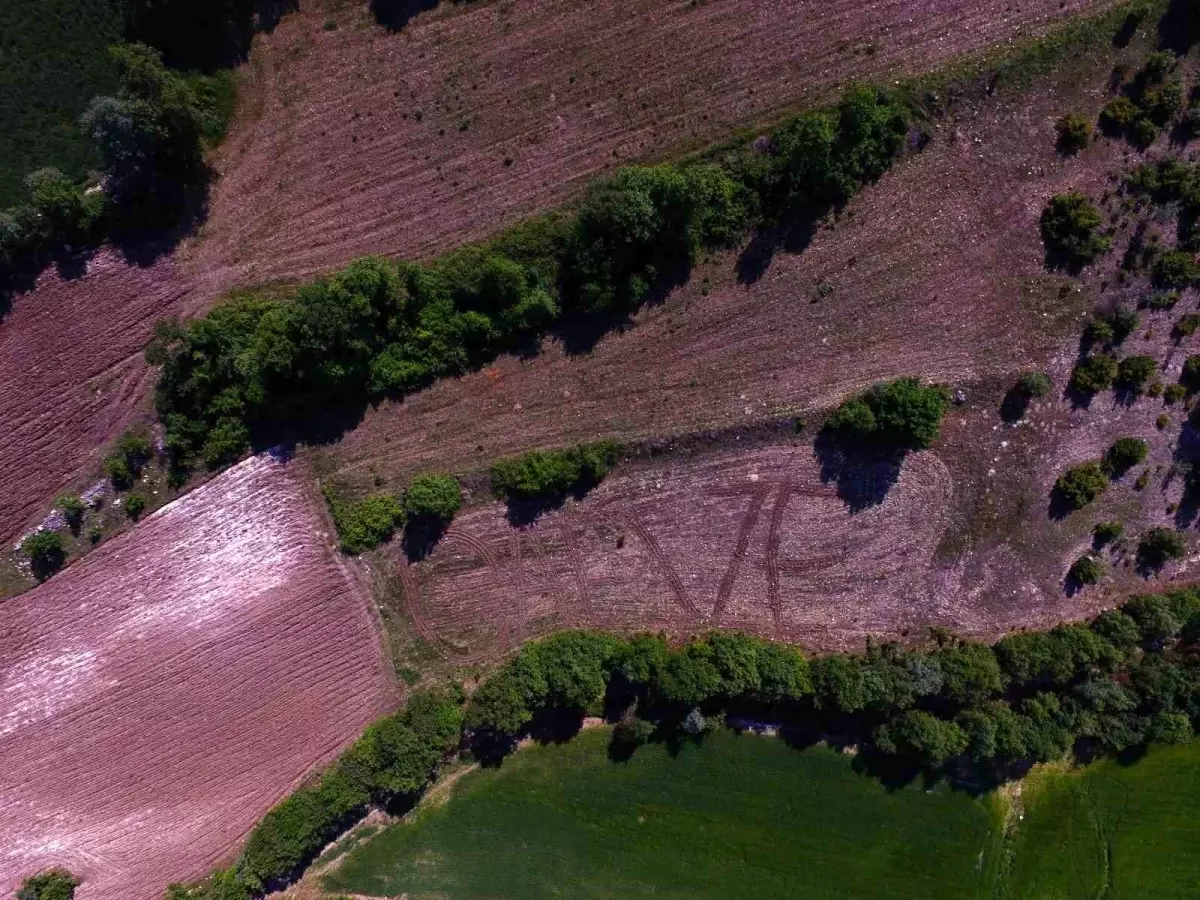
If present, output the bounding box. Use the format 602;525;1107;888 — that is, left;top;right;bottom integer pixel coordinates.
1002;741;1200;899
0;0;124;206
326;728;1006;900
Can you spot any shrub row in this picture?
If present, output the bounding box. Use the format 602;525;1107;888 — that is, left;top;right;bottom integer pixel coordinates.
489;441;622;504
150;86;912;474
168;689;463;899
170;582;1200;899
1;44;226;297
323;473;464;555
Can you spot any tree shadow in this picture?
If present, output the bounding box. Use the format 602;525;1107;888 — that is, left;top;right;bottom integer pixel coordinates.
999;389;1031;424
371;0;440;31
502;475;605;526
812;432;904;512
1112;8;1143;48
527;707;586;745
401;516;450;562
1047;485;1080;521
1158;0;1199;54
735;211;819;286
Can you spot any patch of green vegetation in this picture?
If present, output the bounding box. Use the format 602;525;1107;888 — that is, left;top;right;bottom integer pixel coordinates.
1138;527;1186;570
1041;193;1111;269
0;0;124;207
823;377;948;452
21;531;65;581
1070;354;1118;394
490;441;622;505
17;868;79;900
1004;742;1200;898
1102;437;1148;478
323;485;404;554
325;729;1004;900
1055;462;1109;510
402;473;462;525
1055;112;1092;154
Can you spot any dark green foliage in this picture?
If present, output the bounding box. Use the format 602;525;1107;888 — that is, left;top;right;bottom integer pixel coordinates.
823;377;947;452
104;430;153;489
1040;193;1111;268
875;710;968;768
237;689;462;892
1176;313;1200;338
751;84;909;224
1155;250;1200;288
1084;318;1115;345
1138;528;1186;570
1055;113;1092;154
124;0;257;72
402;474;462;525
611;716;656;753
1101;95;1141;131
1017;371;1053;398
0;0;123;207
936;642;1005;706
1093;521;1123;545
1069;354;1118;394
57;494;85;532
1164;383;1187;403
1054;462;1109;510
22;531;65;581
563;164;748;314
1102;437;1148;477
1116;355;1156;393
17;869;80;900
1142;290;1180;310
1101;52;1185;146
490;441;621;504
125;492;147;520
323;486;404;554
1069;554;1104;586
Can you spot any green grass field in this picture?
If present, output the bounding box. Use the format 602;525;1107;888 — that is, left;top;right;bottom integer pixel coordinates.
1002;741;1200;899
326;728;1005;900
0;0;124;206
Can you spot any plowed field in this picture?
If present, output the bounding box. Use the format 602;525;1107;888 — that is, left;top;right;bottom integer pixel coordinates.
192;0;1108;285
0;250;192;547
0;454;393;900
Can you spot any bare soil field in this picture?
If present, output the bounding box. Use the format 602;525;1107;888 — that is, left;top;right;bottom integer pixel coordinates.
0;0;1112;555
323;48;1140;495
190;0;1110;286
0;250;194;547
0;454;393;900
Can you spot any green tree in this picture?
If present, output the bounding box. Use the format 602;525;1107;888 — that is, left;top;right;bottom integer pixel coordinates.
1055;113;1092;154
403;474;462;525
57;494;86;534
1069;354;1118;394
1138;528;1186;571
875;710;968;767
1069;554;1104;586
1102;437;1148;478
1054;462;1109;510
22;531;65;581
17;870;80;900
125;493;147;520
824;378;947;452
1116;356;1157;393
1040;193;1111;268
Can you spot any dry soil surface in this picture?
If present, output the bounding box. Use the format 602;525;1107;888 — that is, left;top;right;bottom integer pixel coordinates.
0;454;393;900
192;0;1108;286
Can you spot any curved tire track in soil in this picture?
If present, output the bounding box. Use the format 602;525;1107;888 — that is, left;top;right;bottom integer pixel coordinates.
0;455;393;900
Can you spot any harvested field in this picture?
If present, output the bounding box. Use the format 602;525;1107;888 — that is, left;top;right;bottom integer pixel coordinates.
0;454;393;900
324;47;1140;495
191;0;1110;286
0;250;194;547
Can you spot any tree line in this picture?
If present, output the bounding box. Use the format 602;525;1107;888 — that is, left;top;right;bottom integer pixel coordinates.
163;586;1200;900
148;85;913;480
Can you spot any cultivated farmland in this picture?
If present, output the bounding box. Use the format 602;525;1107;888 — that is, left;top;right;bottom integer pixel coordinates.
0;454;393;900
325;728;1004;899
192;0;1109;285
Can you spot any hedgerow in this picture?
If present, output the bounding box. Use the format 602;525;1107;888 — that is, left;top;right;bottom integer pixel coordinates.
171;585;1200;899
490;441;622;505
150;85;912;475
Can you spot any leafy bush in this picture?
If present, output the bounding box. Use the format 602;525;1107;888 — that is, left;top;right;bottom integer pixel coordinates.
1084;318;1115;345
1101;95;1141;131
490;441;621;504
1142;290;1180;310
1017;371;1052;398
323;487;405;554
1103;438;1149;479
22;531;65;581
57;494;85;533
1055;113;1092;154
17;869;79;900
1138;528;1186;570
1054;462;1109;510
1176;314;1200;338
403;474;462;525
1069;354;1118;395
823;377;947;453
1165;382;1187;403
1040;193;1111;268
1069;555;1104;586
1155;250;1200;288
125;493;147;521
1094;521;1123;546
1116;355;1156;392
875;710;968;768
